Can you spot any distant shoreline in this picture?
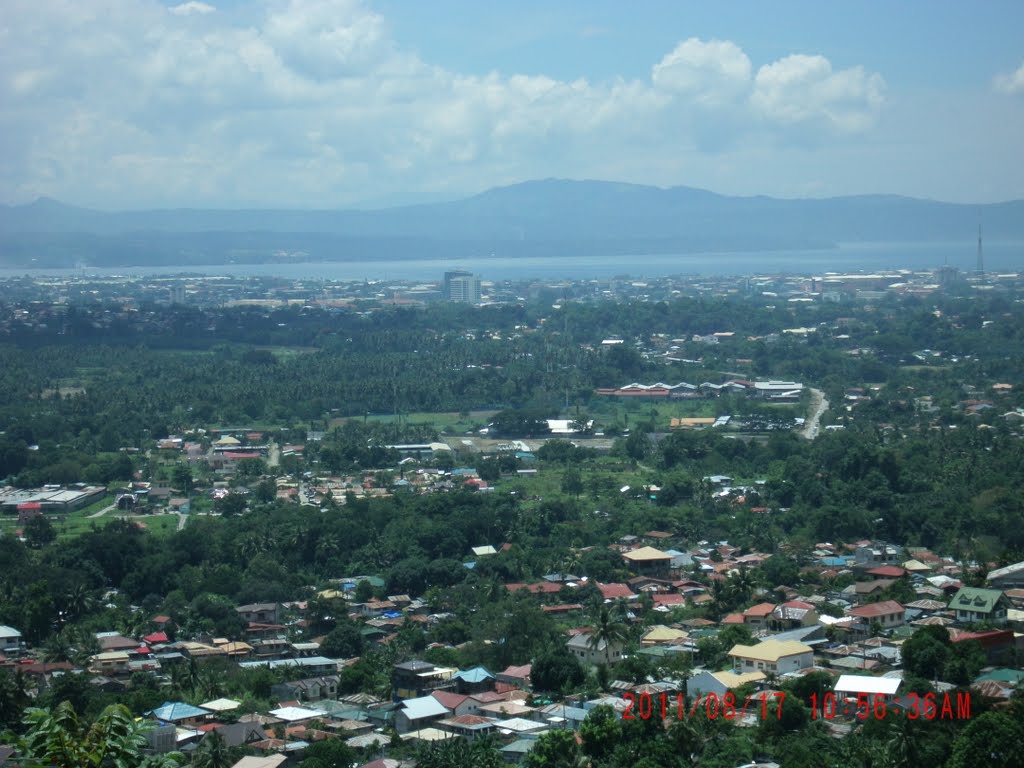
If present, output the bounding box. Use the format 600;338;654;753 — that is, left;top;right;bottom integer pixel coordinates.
1;240;1021;282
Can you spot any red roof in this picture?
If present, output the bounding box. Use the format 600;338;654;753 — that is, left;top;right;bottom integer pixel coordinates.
780;600;815;610
651;593;686;607
950;629;1014;648
17;502;42;510
848;600;905;618
499;664;531;680
743;602;777;617
431;690;468;710
597;582;637;600
721;612;745;625
867;565;907;578
143;632;169;644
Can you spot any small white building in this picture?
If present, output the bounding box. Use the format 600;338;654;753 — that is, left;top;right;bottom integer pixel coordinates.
0;625;22;654
567;633;626;666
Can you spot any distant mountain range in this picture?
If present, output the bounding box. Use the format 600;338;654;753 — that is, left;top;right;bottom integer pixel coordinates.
1;179;1022;268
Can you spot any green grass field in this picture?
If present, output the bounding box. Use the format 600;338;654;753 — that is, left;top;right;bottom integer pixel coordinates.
332;409;500;434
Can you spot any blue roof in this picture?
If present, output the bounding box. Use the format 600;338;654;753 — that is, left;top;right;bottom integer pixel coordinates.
463;561;476;569
451;468;476;475
383;611;402;619
454;666;494;683
147;701;209;722
820;556;849;567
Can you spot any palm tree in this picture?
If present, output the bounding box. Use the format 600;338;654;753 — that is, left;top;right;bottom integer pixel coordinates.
41;633;73;663
193;730;232;768
587;605;630;666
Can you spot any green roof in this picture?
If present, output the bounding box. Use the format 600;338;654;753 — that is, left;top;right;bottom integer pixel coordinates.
975;668;1024;684
950;587;1005;614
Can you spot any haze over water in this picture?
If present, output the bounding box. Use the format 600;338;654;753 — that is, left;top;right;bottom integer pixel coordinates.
1;241;1021;283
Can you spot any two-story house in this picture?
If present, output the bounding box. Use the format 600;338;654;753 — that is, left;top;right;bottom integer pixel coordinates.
950;587;1009;625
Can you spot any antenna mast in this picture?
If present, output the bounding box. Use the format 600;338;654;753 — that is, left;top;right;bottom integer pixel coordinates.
976;223;984;277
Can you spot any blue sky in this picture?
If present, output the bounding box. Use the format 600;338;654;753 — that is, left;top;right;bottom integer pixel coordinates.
1;0;1022;209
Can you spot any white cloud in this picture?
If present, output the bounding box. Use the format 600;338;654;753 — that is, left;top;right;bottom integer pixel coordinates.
994;62;1024;95
652;38;752;107
0;0;890;208
169;2;215;15
751;55;885;132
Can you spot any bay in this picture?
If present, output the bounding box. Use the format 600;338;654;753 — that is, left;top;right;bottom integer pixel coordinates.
1;240;1022;282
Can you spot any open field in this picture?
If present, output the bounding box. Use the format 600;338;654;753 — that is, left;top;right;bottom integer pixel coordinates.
331;409;500;434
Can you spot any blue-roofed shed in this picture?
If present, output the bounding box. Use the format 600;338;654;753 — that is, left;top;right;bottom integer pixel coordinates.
820;556;849;567
147;701;210;724
453;665;495;694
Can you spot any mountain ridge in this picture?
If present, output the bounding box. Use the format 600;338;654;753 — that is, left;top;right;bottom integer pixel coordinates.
1;179;1022;268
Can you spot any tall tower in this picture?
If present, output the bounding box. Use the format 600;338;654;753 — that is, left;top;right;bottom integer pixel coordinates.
976;224;984;277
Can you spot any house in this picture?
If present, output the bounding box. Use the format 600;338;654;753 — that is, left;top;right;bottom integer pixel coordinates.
640;625;689;646
688;670;766;698
88;651;131;676
729;639;814;675
567;633;625;666
770;601;818;631
742;603;777;630
0;625;22;654
236;603;281;624
949;587;1009;625
596;582;638;601
147;701;211;727
854;543;901;567
395;695;451;734
833;674;900;706
987;561;1024;590
495;664;531;689
865;565;908;580
270;675;339;703
230;757;288;768
437;714;497;741
621;546;673;575
452;666;495;695
200;722;264;749
392;661;456;700
846;600;905;630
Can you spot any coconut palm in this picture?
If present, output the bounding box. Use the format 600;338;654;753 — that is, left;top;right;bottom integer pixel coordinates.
586;605;630;666
193;730;232;768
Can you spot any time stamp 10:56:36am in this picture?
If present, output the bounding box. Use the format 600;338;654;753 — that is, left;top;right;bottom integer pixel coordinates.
809;691;972;720
619;690;971;723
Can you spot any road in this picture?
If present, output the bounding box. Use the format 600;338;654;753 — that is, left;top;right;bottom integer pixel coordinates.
801;387;829;439
267;440;280;468
177;512;188;531
88;502;117;518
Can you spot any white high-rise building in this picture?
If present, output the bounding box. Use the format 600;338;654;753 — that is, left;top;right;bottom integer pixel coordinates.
443;270;481;304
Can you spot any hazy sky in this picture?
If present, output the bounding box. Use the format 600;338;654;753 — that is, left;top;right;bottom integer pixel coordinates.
2;0;1023;209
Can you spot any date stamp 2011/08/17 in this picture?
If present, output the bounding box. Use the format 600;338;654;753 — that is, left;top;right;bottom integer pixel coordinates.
622;691;786;722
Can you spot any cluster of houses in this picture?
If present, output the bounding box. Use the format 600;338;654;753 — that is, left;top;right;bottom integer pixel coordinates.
3;541;1024;766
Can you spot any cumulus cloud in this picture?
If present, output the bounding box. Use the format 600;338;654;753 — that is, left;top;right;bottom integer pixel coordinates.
652;38;752;107
0;0;888;207
752;55;886;132
994;62;1024;95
